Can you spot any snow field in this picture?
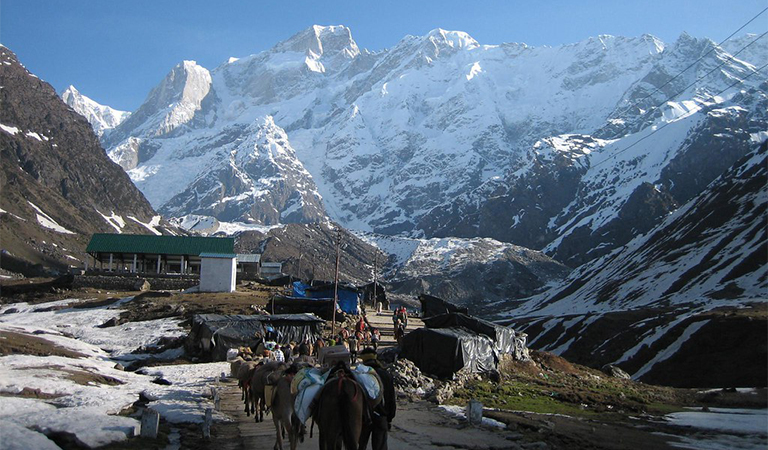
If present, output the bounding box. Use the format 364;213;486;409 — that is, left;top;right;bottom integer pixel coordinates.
0;297;230;448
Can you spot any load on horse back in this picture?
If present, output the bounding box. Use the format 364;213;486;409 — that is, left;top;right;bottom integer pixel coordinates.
312;362;368;450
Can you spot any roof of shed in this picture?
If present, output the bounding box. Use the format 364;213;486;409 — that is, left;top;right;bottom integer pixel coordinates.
86;233;234;256
237;254;261;263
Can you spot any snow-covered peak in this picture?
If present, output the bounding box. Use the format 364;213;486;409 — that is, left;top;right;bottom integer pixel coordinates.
425;28;480;50
105;60;212;143
720;33;768;69
157;60;212;110
274;24;360;59
61;85;130;137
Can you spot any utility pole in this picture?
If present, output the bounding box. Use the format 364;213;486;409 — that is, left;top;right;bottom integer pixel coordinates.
297;241;304;280
372;253;378;308
332;228;341;336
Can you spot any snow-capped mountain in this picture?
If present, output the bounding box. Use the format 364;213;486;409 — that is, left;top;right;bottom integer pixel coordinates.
422;85;768;266
495;142;767;387
100;26;765;259
158;116;326;224
61;85;130;137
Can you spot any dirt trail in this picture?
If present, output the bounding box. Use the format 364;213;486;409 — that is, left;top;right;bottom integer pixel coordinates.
363;308;423;347
206;312;524;449
209;378;523;450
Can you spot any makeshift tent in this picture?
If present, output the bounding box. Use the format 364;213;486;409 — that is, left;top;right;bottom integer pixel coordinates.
273;296;335;320
418;294;468;318
186;313;324;361
290;282;361;314
360;282;387;308
423;312;529;361
399;327;496;379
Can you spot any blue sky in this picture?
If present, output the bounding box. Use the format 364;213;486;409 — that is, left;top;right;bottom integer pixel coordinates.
2;1;765;111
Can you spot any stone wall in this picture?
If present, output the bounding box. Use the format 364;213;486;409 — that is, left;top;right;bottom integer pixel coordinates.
73;274;199;292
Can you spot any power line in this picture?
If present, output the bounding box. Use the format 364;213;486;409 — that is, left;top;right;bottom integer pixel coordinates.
608;6;768;122
591;62;768;168
645;30;768;113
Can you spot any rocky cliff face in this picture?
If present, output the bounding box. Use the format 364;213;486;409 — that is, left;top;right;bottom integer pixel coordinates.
0;46;168;275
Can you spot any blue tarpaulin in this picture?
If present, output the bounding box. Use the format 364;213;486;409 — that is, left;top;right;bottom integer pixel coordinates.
288;282;360;314
292;281;309;297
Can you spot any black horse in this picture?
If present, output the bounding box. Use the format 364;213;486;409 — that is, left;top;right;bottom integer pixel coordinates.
313;363;365;450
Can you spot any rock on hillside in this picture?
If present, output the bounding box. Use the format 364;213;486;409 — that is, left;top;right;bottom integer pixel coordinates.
234;222;387;285
0;46;170;275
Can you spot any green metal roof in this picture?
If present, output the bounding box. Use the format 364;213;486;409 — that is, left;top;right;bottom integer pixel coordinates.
199;253;237;258
86;233;234;256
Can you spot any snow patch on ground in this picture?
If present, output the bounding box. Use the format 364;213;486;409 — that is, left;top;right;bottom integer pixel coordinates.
0;297;229;447
27;202;75;234
664;408;768;450
96;208;126;233
438;405;506;429
128;215;163;235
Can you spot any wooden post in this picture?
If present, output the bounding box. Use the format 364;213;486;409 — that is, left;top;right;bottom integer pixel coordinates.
372;253;378;307
157;255;161;274
467;400;483;425
108;253;113;272
211;386;221;411
181;255;185;274
132;254;137;273
202;408;212;439
140;408;160;439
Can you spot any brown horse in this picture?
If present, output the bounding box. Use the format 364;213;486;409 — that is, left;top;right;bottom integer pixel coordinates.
250;361;287;422
313;365;365;450
237;360;260;416
271;373;302;450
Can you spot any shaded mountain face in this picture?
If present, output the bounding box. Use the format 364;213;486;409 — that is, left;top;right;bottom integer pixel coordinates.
496;142;767;387
101;26;765;268
0;47;168;275
235;223;385;285
232;223;569;312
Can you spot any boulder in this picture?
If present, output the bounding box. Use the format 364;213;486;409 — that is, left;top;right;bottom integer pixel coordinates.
133;279;151;292
601;364;631;380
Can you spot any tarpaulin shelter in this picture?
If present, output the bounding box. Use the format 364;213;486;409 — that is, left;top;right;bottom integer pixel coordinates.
290;281;361;315
186;313;324;361
399;327;496;379
423;312;529;361
418;294;468;318
360;282;387;308
273;296;335;320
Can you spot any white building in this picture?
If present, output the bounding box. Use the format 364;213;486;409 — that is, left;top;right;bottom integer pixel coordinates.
199;253;237;293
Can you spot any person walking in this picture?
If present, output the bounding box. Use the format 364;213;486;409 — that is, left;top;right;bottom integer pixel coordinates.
358;348;396;450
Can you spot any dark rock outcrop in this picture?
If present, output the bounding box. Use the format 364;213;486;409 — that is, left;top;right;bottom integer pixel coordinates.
0;46;169;275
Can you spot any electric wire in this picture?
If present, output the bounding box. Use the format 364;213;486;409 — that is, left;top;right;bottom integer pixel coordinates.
591;61;768;168
608;6;768;121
